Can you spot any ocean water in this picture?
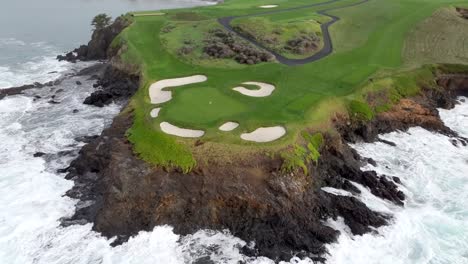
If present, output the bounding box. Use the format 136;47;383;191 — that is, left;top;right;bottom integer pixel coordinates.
1;1;468;263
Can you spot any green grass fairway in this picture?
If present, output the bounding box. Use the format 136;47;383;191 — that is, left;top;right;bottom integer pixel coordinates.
122;0;468;170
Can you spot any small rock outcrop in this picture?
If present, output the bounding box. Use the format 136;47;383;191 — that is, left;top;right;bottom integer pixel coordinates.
57;16;132;62
83;65;139;107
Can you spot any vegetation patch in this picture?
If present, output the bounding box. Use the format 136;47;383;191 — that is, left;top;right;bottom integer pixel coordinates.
403;7;468;66
203;28;274;65
281;132;324;175
232;16;326;59
348;100;374;121
171;12;209;21
160;20;273;67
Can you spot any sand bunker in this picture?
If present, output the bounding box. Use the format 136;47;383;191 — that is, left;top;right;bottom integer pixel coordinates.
149;75;207;104
233;82;275;97
150;108;161;118
259;5;278;8
241;126;286;142
160;122;205;138
219;122;239;132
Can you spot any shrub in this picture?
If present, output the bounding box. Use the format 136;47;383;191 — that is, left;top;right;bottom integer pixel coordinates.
348;100;374;121
281;132;324;174
92;13;112;30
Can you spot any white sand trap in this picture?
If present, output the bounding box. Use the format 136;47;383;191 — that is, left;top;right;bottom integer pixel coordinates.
259;5;278;8
160;122;205;138
241;126;286;142
233;82;275;97
150;108;161;118
149;75;207;104
219;122;239;132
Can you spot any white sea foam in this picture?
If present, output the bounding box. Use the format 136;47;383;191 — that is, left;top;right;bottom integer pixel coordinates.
0;38;71;88
325;98;468;264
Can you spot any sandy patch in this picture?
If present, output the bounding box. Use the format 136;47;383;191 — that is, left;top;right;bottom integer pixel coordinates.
259;5;278;8
160;122;205;138
149;75;207;104
219;122;239;132
233;82;275;97
150;108;161;118
241;126;286;142
133;12;166;17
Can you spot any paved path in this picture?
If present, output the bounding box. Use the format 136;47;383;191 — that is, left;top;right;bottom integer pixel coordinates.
218;0;370;66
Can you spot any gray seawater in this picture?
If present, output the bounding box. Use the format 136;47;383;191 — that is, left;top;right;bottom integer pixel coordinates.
1;1;467;263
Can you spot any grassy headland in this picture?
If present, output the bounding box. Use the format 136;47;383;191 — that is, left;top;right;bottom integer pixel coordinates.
115;0;468;171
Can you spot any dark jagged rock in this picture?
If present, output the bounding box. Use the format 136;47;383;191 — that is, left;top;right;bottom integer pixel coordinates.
75;135;99;143
83;91;113;107
367;157;377;167
33;152;46;158
57;167;70;174
0;84;36;99
83;65;139;107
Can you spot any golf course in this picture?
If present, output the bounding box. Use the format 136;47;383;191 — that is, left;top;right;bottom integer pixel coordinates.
116;0;468;171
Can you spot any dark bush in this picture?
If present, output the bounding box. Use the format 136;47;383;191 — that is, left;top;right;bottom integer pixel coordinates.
203;28;273;64
284;34;320;55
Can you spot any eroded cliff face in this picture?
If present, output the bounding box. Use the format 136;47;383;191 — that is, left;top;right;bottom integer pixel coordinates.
62;67;468;261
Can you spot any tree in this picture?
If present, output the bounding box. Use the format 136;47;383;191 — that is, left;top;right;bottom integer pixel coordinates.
91;14;112;30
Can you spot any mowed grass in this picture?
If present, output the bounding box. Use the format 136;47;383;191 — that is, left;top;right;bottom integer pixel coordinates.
123;0;468;169
160;86;248;127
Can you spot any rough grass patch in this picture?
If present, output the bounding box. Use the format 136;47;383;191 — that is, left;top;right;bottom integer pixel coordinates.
171;12;208;21
348;100;374;121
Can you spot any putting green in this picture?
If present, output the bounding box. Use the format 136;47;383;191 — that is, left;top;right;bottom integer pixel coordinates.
160;86;248;127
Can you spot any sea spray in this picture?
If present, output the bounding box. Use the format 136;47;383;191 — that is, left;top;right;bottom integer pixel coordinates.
326;97;468;264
